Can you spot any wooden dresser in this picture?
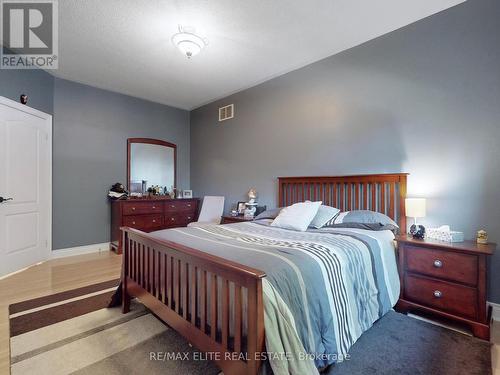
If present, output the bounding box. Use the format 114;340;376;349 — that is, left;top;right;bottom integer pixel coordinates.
110;198;200;254
395;235;495;340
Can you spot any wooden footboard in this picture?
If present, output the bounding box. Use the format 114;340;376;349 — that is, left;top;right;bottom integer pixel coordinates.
121;227;266;375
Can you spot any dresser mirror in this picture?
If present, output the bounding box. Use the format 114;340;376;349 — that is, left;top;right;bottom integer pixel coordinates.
127;138;176;195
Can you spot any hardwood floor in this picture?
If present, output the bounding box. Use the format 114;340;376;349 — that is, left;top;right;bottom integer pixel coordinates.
0;251;498;374
0;251;121;375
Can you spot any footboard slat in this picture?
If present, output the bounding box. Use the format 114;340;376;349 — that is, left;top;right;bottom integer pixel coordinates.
190;266;197;325
201;270;207;332
221;278;229;349
167;255;173;308
234;284;242;354
122;227;266;375
210;273;218;341
174;259;180;313
183;262;188;319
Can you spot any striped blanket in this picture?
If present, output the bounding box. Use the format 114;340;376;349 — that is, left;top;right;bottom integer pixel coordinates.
150;221;400;374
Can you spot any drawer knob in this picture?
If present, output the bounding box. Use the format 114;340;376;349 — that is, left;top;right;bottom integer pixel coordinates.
433;260;443;268
132;221;136;225
132;207;136;211
152;206;156;209
187;204;191;207
171;218;175;221
171;205;175;208
433;290;442;298
152;219;156;223
188;217;191;220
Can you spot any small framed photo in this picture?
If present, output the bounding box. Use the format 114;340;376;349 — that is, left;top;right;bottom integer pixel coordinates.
182;190;193;198
237;201;246;214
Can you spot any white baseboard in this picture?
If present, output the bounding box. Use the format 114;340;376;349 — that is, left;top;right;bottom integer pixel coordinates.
51;242;110;259
489;301;500;322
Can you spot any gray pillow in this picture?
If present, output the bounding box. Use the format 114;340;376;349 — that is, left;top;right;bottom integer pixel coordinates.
326;210;399;232
254;208;282;220
327;222;399;232
309;205;340;229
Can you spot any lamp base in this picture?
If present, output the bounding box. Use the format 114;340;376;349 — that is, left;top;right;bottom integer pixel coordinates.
410;224;426;239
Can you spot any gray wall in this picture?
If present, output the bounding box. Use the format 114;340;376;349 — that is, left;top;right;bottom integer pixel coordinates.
191;0;500;301
53;78;190;249
0;68;54;114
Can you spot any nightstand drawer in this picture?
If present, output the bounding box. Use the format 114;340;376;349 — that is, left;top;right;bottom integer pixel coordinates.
404;274;477;319
405;246;478;285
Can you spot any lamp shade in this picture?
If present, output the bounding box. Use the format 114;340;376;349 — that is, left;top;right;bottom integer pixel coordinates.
405;198;426;218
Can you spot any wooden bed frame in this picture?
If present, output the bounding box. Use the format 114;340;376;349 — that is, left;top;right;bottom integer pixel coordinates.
121;173;408;374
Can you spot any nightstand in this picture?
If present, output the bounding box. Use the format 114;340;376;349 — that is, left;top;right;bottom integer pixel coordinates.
395;235;495;340
221;215;254;224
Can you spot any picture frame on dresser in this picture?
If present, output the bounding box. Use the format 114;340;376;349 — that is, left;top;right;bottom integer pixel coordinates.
237;201;246;214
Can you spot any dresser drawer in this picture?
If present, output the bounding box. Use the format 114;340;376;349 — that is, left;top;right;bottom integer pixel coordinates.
165;200;196;213
405;246;478;285
123;214;163;230
164;214;183;227
404;274;477;318
122;202;163;216
178;212;196;224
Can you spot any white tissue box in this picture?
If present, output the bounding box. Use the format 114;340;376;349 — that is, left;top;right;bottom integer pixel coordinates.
426;227;464;242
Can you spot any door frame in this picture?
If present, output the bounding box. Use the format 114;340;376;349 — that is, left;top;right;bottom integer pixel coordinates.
0;96;53;262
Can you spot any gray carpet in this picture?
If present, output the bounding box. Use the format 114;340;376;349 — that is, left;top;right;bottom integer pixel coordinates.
330;311;492;375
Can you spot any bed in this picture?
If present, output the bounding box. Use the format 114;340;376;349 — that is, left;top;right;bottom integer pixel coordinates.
120;174;408;374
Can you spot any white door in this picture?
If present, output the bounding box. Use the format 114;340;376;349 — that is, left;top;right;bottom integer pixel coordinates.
0;97;52;277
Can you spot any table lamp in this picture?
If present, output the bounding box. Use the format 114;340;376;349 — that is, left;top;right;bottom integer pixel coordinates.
405;198;426;239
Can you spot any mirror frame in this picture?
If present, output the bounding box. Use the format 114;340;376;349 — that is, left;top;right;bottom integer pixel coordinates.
127;138;177;193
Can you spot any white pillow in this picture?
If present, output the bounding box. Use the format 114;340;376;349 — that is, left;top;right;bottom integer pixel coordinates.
271;201;322;231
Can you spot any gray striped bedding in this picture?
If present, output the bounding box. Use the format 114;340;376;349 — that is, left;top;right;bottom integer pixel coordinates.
149;220;400;374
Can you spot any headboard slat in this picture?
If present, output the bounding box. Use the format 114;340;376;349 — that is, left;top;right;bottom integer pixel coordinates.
278;174;408;234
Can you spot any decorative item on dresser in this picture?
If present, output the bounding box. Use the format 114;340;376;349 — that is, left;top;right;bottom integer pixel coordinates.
110;197;199;254
395;235;495;340
221;214;254;224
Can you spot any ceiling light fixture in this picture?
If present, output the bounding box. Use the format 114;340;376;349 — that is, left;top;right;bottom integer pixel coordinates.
172;25;208;59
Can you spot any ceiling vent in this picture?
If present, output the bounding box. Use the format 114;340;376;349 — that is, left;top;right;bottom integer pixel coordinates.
218;104;234;122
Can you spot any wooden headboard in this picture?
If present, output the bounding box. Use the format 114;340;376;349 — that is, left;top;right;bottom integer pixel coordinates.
278;173;408;233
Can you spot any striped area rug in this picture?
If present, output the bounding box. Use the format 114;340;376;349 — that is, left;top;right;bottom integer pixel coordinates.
9;280;220;375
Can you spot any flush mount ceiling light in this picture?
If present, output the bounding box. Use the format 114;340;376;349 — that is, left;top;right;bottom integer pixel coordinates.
171;25;208;59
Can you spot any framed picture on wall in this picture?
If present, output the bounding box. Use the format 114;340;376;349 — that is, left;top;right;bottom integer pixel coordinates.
182;190;193;198
237;201;246;214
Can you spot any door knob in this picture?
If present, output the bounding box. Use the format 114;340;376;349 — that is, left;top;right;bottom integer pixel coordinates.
0;197;13;203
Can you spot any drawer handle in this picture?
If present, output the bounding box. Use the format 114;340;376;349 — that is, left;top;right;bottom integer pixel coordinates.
433;290;442;298
433;260;443;268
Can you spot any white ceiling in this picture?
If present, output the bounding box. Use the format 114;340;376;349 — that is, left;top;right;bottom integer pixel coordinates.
54;0;464;110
